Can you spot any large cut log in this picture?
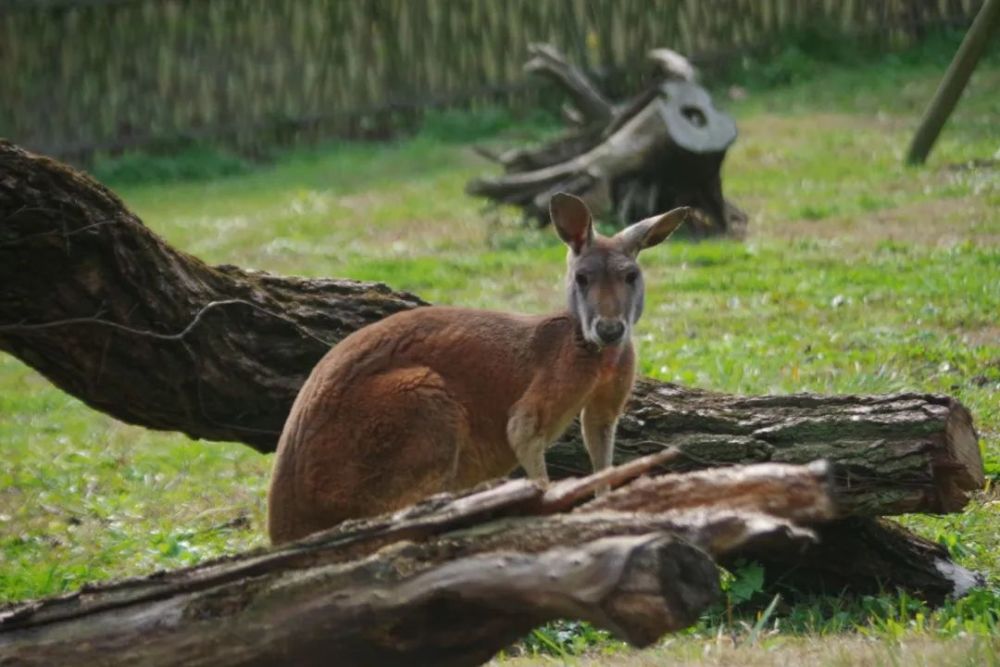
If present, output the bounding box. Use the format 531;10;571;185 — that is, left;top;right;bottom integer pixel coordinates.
0;460;833;667
548;381;983;516
465;44;746;236
0;141;985;600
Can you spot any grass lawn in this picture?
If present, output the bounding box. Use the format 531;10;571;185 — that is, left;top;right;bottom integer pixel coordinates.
1;34;998;664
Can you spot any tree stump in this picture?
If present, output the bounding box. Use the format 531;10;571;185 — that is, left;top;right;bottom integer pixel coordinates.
466;44;747;237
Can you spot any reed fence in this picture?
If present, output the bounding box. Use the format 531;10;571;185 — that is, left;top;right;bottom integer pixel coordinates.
0;0;984;160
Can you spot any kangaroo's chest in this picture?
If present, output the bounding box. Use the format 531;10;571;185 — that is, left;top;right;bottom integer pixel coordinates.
542;344;635;436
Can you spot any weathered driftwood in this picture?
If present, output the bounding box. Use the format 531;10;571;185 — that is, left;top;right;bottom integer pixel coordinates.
0;460;833;667
0;141;985;600
466;44;746;236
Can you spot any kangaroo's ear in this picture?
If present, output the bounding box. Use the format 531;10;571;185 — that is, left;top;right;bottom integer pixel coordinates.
550;192;594;254
617;207;690;255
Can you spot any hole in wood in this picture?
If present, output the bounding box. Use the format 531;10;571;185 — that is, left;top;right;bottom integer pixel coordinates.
681;105;707;128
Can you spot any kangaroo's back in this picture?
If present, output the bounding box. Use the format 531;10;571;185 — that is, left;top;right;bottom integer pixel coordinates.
267;194;689;544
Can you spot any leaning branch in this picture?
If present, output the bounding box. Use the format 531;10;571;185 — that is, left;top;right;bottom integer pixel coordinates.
524;42;615;125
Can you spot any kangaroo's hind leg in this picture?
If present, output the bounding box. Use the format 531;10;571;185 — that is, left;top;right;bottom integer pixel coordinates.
269;366;468;544
349;366;470;515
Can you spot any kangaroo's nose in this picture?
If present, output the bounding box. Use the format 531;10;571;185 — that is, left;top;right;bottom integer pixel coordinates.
595;319;625;345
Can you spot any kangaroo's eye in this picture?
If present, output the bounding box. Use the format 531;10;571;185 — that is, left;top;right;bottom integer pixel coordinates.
575;272;589;288
625;270;639;285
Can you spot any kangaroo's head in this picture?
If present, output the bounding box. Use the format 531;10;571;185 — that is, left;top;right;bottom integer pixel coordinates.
550;192;689;349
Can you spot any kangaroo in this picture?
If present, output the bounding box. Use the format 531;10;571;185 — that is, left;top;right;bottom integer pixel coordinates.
267;193;689;544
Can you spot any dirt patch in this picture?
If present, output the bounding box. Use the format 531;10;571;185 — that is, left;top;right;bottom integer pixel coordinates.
739;112;907;135
496;634;1000;667
963;327;1000;348
334;189;488;255
760;195;999;247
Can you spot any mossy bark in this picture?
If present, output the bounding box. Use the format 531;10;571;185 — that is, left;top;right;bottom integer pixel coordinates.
0;140;424;450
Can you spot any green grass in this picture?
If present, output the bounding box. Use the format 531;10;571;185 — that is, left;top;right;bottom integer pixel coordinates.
1;33;999;665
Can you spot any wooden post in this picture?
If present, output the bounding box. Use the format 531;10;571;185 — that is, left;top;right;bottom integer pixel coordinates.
905;0;1000;165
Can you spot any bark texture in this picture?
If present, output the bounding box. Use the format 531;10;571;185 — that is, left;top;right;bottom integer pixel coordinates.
0;140;984;519
0;461;832;667
0;140;424;450
549;380;983;516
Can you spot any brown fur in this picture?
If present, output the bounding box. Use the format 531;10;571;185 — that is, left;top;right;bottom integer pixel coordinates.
267;195;689;544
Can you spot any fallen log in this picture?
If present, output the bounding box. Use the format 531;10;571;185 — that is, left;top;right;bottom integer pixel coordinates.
465;44;747;236
0;140;985;600
549;381;983;516
0;461;833;667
